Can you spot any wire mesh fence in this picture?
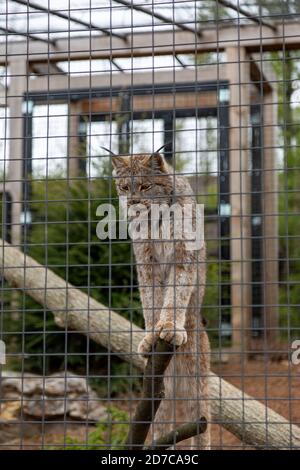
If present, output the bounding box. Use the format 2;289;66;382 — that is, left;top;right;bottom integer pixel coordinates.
0;0;300;451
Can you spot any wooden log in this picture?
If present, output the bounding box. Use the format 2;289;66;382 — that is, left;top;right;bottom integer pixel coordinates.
0;238;299;449
210;372;300;449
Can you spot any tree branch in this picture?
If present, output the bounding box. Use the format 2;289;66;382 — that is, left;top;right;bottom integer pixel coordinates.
125;339;207;450
1;239;300;449
125;339;174;449
147;418;207;450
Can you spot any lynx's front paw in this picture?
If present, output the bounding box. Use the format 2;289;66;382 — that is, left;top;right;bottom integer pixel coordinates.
138;333;156;358
157;320;187;346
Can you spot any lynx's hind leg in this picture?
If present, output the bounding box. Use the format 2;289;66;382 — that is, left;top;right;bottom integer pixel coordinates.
148;395;195;450
146;396;173;447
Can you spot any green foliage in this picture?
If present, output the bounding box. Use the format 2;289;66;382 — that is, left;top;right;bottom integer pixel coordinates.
197;1;230;23
256;0;300;15
90;361;142;398
4;175;143;376
60;407;129;450
202;258;231;348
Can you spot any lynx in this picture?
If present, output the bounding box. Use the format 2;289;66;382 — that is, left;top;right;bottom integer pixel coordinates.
110;148;211;450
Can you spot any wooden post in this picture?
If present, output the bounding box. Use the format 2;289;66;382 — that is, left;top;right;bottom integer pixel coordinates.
226;47;252;354
7;59;27;246
262;84;279;350
5;59;27;319
68;101;84;179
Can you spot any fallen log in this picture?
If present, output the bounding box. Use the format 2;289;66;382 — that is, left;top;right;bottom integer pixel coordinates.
1;239;300;449
0;239;144;369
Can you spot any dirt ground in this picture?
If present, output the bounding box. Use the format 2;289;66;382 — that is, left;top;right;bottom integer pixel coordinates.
1;359;299;450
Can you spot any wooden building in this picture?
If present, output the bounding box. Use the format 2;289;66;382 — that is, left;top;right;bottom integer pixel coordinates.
1;8;295;354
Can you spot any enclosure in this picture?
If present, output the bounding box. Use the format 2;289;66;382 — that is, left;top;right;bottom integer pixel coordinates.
0;0;300;451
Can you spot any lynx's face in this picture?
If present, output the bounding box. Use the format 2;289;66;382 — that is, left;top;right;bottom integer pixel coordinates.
112;153;173;208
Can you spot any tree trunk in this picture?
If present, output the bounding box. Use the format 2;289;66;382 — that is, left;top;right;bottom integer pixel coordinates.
1;239;299;449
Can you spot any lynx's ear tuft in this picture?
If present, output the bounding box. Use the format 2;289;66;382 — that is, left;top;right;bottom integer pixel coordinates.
152;153;167;172
100;146;129;173
111;155;129;171
143;152;167;173
144;142;172;173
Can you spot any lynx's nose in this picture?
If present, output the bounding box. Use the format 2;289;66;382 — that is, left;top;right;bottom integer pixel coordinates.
129;199;139;205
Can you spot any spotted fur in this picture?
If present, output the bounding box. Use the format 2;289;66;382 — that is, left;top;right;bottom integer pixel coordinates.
112;152;211;450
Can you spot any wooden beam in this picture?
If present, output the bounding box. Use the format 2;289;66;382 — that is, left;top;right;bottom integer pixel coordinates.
68;101;83;179
0;30;197;64
7;59;27;246
0;83;6;106
30;62;65;76
262;84;279;350
21;66;227;97
226;46;252;353
1;22;300;65
250;57;272;94
0;25;54;46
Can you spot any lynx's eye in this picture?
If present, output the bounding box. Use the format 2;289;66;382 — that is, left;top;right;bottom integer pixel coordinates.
120;184;129;192
140;183;152;192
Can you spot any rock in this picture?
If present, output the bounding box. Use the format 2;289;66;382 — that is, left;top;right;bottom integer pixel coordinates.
23;396;68;417
0;401;20;421
1;371;43;395
0;371;106;421
43;372;89;396
1;371;89;396
69;398;107;421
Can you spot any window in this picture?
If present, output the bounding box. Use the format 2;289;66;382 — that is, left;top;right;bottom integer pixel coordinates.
175;116;218;176
129;119;164;154
32;104;68;178
86;121;118;178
